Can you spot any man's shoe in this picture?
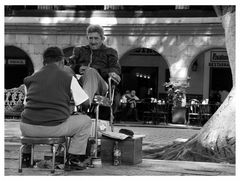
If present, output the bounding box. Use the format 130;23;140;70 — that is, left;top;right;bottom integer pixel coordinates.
64;160;86;171
44;154;65;164
64;155;86;171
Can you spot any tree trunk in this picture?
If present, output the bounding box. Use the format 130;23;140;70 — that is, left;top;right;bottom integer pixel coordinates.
153;9;235;164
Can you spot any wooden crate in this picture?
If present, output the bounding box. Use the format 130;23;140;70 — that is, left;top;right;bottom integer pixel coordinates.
100;135;145;165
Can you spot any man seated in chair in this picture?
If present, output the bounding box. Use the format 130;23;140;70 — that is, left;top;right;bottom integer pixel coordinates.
69;24;121;111
20;47;92;171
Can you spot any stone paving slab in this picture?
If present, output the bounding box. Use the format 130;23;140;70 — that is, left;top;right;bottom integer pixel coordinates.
5;119;235;176
5;143;236;176
5;157;235;176
5;120;200;146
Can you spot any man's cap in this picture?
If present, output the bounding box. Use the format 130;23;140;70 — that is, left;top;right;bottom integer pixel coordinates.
43;47;64;58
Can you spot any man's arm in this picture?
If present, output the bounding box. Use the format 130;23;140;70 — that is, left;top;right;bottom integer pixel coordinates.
107;48;121;75
134;96;140;101
70;76;89;106
100;48;121;77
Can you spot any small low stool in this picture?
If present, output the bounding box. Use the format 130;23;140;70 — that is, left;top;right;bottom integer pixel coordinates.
18;136;67;173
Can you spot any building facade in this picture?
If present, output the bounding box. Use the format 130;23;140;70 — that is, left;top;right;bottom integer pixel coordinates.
5;6;232;102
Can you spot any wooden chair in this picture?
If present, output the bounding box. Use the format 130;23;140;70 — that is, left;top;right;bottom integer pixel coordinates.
142;103;155;124
187;99;201;126
199;104;219;125
152;104;169;125
143;111;154;124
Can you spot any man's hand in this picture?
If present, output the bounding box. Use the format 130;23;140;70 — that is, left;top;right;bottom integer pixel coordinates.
108;72;117;77
108;72;121;83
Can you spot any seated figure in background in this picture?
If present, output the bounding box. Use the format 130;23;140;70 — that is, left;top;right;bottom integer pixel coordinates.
126;90;140;121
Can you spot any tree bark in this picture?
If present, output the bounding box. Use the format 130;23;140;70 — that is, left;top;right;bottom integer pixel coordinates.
153;8;235;164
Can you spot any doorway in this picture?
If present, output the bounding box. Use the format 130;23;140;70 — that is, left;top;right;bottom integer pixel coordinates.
5;46;34;89
210;68;232;92
121;66;158;99
5;65;29;89
119;47;169;99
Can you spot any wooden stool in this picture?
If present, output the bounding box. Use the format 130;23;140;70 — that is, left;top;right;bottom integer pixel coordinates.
18;136;67;173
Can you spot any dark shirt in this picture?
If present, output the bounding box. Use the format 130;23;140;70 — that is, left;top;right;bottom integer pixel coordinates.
70;44;121;80
21;64;72;126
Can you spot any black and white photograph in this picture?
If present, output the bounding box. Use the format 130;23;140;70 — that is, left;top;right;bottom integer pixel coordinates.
2;0;238;177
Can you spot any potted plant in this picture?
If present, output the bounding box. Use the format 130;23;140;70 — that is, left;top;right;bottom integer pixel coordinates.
164;77;190;124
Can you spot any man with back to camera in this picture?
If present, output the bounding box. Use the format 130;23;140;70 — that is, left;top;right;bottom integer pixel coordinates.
69;24;121;110
20;46;92;171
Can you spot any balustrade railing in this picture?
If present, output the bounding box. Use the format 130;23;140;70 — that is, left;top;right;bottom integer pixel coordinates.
5;85;25;118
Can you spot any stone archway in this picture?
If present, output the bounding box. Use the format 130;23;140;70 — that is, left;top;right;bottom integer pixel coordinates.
187;47;232;103
5;46;34;89
119;47;169;99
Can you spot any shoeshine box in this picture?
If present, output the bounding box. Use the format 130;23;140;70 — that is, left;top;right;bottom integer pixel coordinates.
100;135;145;165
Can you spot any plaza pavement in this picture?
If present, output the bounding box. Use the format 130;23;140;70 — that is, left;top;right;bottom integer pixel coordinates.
4;119;235;176
5;119;200;147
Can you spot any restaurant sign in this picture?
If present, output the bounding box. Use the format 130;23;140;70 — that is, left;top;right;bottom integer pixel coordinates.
7;59;26;65
209;51;229;67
